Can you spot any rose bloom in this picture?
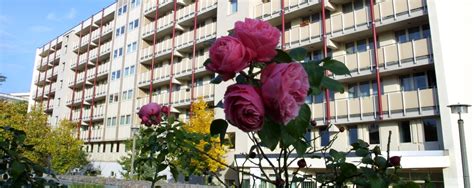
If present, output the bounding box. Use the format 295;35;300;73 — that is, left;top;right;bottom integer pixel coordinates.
137;103;167;126
206;36;251;81
389;156;402;167
224;84;265;132
234;18;281;62
261;63;309;125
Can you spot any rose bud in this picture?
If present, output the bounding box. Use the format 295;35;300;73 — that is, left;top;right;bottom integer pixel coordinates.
310;119;317;127
389;156;401;167
338;126;345;132
297;159;307;168
248;152;257;159
373;146;381;155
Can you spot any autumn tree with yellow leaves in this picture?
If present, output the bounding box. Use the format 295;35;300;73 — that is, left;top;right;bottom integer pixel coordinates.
178;98;226;176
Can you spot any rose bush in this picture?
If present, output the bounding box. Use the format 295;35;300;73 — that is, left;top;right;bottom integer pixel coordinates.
137;102;167;126
224;84;265;132
234;18;281;62
206;36;251;81
261;63;309;124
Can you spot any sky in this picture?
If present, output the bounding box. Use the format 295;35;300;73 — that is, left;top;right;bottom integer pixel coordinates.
0;0;114;93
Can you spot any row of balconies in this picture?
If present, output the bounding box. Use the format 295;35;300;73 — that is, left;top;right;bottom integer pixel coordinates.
333;38;432;76
46;68;59;81
311;87;438;125
141;0;217;38
71;105;106;122
85;62;111;82
83;84;108;102
256;0;321;20
91;23;114;42
78;125;103;141
140;21;216;62
71;41;112;70
143;0;183;17
136;83;215;110
137;54;208;87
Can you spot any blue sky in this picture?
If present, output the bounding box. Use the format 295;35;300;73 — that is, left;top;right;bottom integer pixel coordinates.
0;0;114;93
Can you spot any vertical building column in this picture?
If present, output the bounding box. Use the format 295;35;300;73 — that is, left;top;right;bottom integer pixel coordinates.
78;16;94;139
40;43;52;106
321;0;331;125
33;47;46;109
69;21;85;121
369;0;383;120
190;0;200;118
280;0;286;49
46;38;59;110
89;9;105;143
149;0;161;102
167;0;179;115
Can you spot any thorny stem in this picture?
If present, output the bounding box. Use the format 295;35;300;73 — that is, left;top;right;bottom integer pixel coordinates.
247;133;271;181
251;133;278;176
385;131;392;170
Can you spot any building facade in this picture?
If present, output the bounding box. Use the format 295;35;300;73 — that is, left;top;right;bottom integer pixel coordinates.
29;0;473;187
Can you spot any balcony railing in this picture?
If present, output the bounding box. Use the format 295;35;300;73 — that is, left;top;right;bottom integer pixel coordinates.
333;37;432;75
255;0;320;20
310;87;438;124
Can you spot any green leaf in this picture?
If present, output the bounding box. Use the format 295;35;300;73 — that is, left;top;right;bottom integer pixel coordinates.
309;86;322;96
11;161;25;177
355;148;369;157
340;163;358;177
293;139;309;157
285;104;311;139
210;119;228;143
203;58;211;67
302;63;325;91
374;156;387;169
329;149;346;163
321;77;344;93
322;58;351;75
289;48;307;61
210;75;223;84
273;49;293;63
258;118;282;150
361;156;374;164
369;177;387;188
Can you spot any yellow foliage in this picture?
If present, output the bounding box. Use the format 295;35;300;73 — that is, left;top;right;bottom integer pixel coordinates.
183;98;226;173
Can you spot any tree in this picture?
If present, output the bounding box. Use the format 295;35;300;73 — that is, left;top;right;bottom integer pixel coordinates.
177;98;226;176
0;101;88;174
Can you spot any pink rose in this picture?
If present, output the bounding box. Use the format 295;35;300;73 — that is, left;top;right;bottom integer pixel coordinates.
261;63;309;124
137;103;166;126
206;36;251;81
234;18;281;62
224;84;265;132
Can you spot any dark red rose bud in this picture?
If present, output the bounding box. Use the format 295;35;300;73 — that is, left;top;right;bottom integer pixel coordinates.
338;126;345;132
274;178;285;186
297;159;307;168
248;152;257;159
389;156;401;167
310;120;317;127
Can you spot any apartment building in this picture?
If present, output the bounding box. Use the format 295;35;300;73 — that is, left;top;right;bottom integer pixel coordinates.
29;0;473;187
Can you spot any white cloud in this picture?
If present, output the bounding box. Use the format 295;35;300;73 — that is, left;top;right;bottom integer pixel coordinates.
46;8;77;21
66;8;77;19
30;25;52;33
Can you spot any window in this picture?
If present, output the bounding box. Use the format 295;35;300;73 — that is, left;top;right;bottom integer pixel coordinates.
118;7;122;16
112;117;117;126
342;2;353;13
359;81;370;97
371;80;384;96
97;144;101;152
197;78;203;86
107;117;112;126
126;115;131;124
230;0;238;13
127;90;133;99
122;5;127;14
111;72;116;80
354;0;364;10
311;13;320;23
122;91;127;100
131;0;140;8
130;65;135;75
408;27;421;41
369;124;380;144
116;142;120;152
315;90;334;103
356;39;367;52
319;128;330;146
423;119;438;142
413;73;427;89
395;30;408;43
422;24;430;38
110;143;114;153
305;95;313;104
399;121;411;143
348;126;358;145
400;75;414;91
120;115;125;125
116;70;121;79
124;67;130;76
346;42;355;54
348;83;359;98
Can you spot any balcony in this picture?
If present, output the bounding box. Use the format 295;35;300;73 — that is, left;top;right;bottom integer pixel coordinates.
255;0;322;22
91;23;114;44
84;85;108;103
47;83;57;97
82;105;106;123
333;38;432;80
86;62;110;82
89;41;112;64
172;55;208;79
46;68;59;81
176;0;217;26
176;21;216;52
35;72;50;86
141;12;176;41
136;83;214;112
139;39;176;65
143;0;185;19
36;57;51;71
311;87;438;125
